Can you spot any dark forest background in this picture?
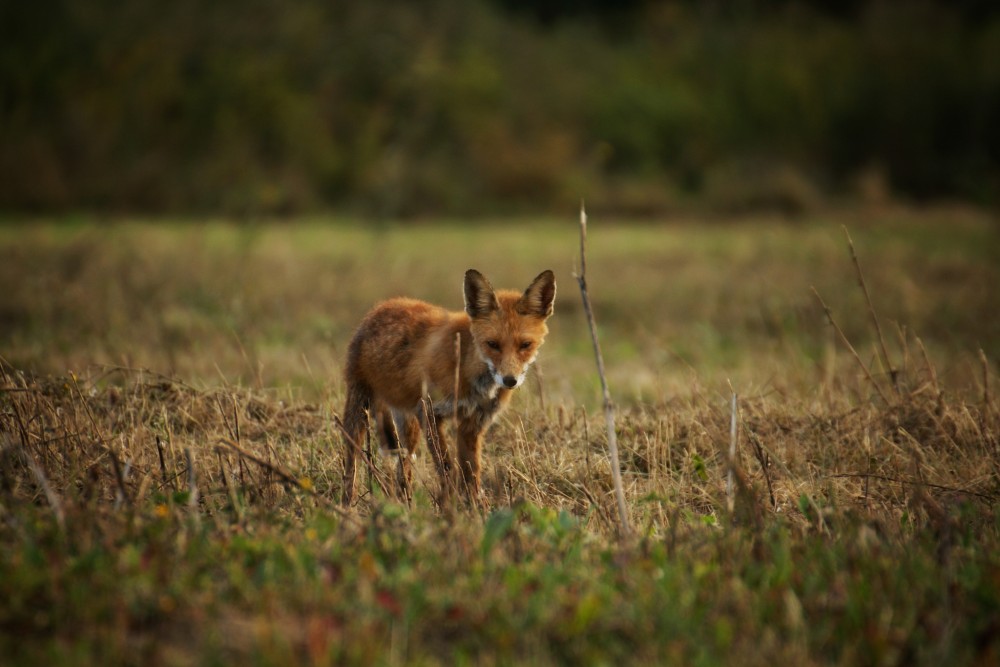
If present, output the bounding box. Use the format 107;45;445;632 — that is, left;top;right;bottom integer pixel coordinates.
2;0;998;217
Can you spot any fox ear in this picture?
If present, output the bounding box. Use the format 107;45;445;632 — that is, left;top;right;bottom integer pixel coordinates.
519;270;556;318
464;269;499;318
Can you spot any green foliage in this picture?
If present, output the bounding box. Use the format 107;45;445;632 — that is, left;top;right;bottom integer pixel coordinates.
1;1;998;215
1;497;998;665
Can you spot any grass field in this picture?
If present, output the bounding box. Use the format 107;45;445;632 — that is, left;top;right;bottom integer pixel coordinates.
1;209;999;665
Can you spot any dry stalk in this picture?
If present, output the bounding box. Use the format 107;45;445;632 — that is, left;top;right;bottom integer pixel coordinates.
738;411;776;509
185;447;199;511
108;443;132;510
155;435;173;492
386;415;411;505
734;412;826;532
453;332;461;445
334;414;394;502
981;348;990;408
843;226;899;394
576;481;617;534
217;450;244;520
63;372;139;507
915;337;941;396
113;454;132;511
811;286;891;405
727;392;737;514
233;395;242;442
575;204;631;539
217;438;354;519
22;447;66;533
826;472;995;503
419;394;456;505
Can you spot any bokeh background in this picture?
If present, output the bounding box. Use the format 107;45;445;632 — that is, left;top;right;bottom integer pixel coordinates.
3;0;999;218
3;8;1000;664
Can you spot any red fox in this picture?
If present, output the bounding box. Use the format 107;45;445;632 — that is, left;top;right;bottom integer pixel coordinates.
340;269;556;506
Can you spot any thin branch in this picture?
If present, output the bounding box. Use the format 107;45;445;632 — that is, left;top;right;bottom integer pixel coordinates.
575;203;631;539
23;448;66;533
453;332;461;442
333;414;395;502
741;417;776;510
981;348;990;408
843;226;899;394
155;435;174;492
185;447;199;511
826;472;996;503
811;286;891;405
217;438;354;518
727;392;737;514
915;336;941;397
108;443;132;509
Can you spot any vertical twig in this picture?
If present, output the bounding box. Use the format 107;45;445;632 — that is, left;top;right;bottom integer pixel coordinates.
843;227;899;394
420;392;454;504
575;203;631;539
451;332;464;505
155;435;173;492
218;450;230;495
811;287;891;405
335;414;394;502
980;348;990;408
108;443;132;509
23;448;66;533
748;430;776;510
864;438;872;510
727;392;737;515
114;457;132;511
218;449;245;520
232;395;242;444
185;447;199;511
915;337;940;397
386;412;409;504
453;332;461;437
533;365;547;415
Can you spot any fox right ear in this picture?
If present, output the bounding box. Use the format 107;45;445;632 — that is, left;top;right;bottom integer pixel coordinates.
464;269;499;318
519;269;556;318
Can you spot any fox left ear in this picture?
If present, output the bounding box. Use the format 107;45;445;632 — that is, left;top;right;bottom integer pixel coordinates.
464;269;500;318
519;270;556;318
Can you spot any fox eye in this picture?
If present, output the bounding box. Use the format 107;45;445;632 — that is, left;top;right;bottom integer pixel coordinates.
486;340;501;350
519;341;533;351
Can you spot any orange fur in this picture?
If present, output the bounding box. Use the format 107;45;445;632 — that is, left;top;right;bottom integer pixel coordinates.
341;269;556;505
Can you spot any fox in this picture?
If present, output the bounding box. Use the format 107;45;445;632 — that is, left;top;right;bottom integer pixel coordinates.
340;269;556;506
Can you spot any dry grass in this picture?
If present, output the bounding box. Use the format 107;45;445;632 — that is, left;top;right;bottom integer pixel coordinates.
1;211;999;664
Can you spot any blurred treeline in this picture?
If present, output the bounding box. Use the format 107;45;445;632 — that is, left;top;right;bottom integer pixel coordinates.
2;0;998;217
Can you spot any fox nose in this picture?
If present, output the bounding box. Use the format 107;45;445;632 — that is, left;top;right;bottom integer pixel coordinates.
502;375;518;388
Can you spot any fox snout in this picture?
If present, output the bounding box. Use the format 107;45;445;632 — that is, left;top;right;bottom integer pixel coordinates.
489;364;524;389
481;355;528;389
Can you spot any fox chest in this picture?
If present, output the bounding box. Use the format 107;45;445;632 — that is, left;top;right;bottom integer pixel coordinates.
430;371;510;429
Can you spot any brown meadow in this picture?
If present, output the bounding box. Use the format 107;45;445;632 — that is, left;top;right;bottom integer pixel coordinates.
1;211;998;664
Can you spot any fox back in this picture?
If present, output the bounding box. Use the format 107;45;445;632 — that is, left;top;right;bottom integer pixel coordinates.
340;269;556;505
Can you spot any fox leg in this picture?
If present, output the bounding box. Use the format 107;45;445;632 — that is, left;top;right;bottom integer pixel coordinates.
456;420;484;502
341;382;373;506
375;408;400;452
394;411;421;502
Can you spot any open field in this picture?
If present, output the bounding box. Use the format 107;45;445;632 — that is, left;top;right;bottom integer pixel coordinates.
1;210;999;665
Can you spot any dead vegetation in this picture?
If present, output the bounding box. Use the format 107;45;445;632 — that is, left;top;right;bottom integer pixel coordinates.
0;216;998;664
2;325;995;540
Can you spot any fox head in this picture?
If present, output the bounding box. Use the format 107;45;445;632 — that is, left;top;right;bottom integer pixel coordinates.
464;269;556;390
